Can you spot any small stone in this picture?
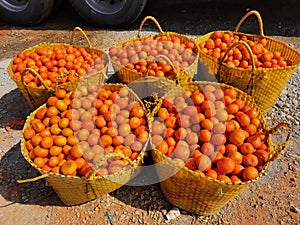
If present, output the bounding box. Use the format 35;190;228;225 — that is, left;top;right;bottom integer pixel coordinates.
290;206;300;213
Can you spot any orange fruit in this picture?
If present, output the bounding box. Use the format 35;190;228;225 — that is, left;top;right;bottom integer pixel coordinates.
48;156;59;167
243;154;259;167
173;144;190;161
240;142;255;155
70;144;84;158
185;158;197;170
228;151;243;164
40;136;54;149
31;134;43;147
46;106;58;117
61;160;77;176
32;121;45;133
53;135;67;147
217;174;232;183
229;129;245;146
55;89;67;99
40;128;52;137
206;169;218;179
35;107;48;120
216;157;235;174
225;143;238;155
199;129;211;142
231;175;242;183
195;154;212;172
34;146;49;158
23;128;36;140
247;135;262;148
34;157;46;168
231;164;244;176
100;135;113;147
55;100;68;112
236;112;251;127
74;158;87;170
244;124;257;136
242;166;259;181
254;149;269;166
47;96;59;106
50;123;62;135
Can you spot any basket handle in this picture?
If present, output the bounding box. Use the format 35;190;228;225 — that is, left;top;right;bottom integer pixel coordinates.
87;152;135;180
21;68;51;91
53;71;81;91
217;41;256;96
137;16;164;38
268;122;292;162
145;54;178;77
234;10;265;37
17;173;49;183
70;27;92;48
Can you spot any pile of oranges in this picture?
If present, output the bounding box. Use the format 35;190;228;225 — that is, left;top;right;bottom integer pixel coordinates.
22;85;149;177
109;35;198;78
151;84;269;183
198;31;292;69
11;45;108;88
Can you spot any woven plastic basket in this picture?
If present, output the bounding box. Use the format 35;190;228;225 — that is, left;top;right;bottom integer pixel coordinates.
196;10;300;115
18;83;148;206
7;27;108;110
151;81;291;215
110;16;199;84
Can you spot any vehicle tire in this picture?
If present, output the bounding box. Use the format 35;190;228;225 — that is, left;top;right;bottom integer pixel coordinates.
69;0;148;27
0;0;54;26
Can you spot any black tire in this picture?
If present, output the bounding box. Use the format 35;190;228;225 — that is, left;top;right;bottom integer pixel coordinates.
69;0;148;27
0;0;54;26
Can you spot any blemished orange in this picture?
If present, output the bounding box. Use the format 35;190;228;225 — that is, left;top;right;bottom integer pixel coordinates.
240;142;255;155
243;153;259;167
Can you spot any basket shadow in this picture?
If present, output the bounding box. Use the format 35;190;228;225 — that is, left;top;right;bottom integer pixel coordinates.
109;154;172;211
0;141;64;207
0;88;31;130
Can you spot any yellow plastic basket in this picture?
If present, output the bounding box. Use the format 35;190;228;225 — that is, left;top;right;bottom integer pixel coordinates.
7;27;108;110
151;81;291;215
196;10;300;114
110;16;199;84
18;83;148;206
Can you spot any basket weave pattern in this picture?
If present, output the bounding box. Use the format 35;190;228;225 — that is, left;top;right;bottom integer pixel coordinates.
151;81;291;215
19;83;147;205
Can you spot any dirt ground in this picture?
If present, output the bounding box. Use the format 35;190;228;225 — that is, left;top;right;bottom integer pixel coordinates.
0;1;300;225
